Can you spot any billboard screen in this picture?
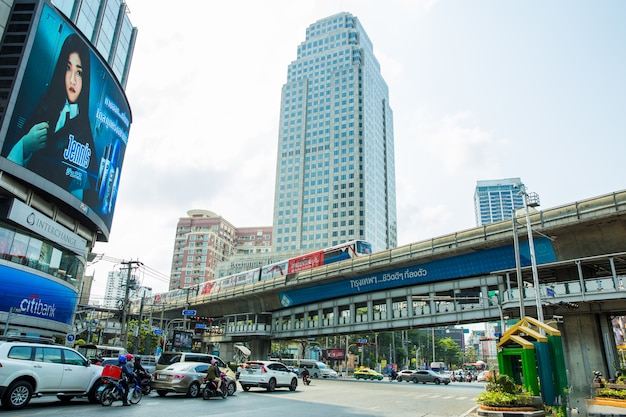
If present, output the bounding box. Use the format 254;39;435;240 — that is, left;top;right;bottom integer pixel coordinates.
0;2;131;239
172;330;193;350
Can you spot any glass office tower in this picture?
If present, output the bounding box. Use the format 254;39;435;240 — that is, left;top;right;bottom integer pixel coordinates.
272;12;397;253
474;178;525;226
51;0;136;87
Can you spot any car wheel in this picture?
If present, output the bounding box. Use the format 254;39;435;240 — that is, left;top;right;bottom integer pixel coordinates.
157;390;168;397
242;385;250;392
411;378;418;384
88;379;105;403
289;378;297;391
187;382;200;398
444;381;449;385
434;379;441;385
267;378;276;392
3;380;33;410
226;381;236;396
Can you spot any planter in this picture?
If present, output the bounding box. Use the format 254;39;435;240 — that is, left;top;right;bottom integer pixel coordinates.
606;383;626;390
588;397;626;408
477;405;545;417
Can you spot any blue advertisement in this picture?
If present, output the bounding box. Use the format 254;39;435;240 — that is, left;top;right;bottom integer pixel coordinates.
0;3;131;239
278;238;556;308
0;264;77;325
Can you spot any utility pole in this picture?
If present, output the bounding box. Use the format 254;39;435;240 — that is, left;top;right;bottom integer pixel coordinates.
119;260;142;349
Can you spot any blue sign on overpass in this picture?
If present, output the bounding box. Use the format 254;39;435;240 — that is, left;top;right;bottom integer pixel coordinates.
279;238;556;308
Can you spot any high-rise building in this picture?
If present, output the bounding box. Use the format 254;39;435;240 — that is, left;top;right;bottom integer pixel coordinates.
474;178;525;226
169;210;273;290
272;12;397;254
103;270;125;308
0;0;136;338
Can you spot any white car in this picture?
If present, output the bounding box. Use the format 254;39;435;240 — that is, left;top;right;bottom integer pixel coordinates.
239;360;298;392
0;337;104;410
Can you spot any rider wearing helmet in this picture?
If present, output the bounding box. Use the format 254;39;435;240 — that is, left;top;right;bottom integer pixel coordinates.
117;355;133;406
206;359;222;394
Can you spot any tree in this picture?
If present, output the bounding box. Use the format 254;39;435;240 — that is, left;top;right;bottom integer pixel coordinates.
126;318;159;354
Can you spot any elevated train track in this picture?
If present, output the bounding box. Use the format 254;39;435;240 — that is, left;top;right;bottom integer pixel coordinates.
131;190;626;321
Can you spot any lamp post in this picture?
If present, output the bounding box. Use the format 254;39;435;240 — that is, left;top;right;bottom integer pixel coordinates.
512;208;525;319
415;345;420;370
518;184;544;323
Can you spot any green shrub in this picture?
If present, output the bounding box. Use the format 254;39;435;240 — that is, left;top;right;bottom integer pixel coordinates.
477;373;532;407
596;388;626;399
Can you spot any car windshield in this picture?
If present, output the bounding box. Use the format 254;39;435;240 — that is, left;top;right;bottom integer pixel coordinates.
318;364;328;369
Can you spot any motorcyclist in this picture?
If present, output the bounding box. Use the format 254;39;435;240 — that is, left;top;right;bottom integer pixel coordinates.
117;355;134;406
301;366;310;384
206;359;223;394
390;369;398;381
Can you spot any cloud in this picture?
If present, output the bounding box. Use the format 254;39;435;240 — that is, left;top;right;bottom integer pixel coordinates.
395;108;511;244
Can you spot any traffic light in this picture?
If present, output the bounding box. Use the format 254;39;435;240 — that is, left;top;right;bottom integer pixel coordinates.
191;316;212;324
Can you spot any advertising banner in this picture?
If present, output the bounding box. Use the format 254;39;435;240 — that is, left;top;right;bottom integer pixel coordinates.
279;238;557;308
0;3;131;238
0;264;77;325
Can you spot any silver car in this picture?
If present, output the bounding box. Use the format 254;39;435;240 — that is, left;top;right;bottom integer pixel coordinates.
152;362;209;397
239;360;298;392
410;370;451;385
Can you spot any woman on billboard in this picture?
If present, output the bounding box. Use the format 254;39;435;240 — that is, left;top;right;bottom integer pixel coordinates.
7;33;96;202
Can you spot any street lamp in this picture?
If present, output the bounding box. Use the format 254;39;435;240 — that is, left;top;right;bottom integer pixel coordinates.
517;183;544;323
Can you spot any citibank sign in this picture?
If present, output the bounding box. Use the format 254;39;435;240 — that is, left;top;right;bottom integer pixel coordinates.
3;199;87;256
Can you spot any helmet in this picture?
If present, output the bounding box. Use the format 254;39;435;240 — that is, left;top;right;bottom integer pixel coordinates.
126;354;134;361
118;355;127;364
210;359;216;365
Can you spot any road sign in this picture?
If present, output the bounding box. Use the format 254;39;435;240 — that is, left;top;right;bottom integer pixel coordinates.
153;329;163;335
195;324;206;329
66;333;75;343
358;339;367;344
182;309;196;316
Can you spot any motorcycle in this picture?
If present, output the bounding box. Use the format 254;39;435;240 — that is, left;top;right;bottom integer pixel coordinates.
302;374;311;386
98;365;142;406
201;373;228;400
388;372;397;382
136;369;152;395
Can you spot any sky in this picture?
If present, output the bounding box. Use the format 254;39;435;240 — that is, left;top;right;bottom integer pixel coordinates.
86;0;626;303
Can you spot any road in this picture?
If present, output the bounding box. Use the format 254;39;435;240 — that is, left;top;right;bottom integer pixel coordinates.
9;378;484;417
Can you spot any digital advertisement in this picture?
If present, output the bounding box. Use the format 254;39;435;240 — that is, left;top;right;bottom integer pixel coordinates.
0;3;131;238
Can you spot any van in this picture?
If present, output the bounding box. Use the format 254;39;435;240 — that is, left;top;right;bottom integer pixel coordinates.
156;352;234;378
298;359;337;378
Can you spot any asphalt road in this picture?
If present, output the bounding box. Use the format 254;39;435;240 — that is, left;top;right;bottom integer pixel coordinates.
7;377;485;417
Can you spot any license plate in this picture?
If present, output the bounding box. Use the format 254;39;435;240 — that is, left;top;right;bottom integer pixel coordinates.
158;374;168;380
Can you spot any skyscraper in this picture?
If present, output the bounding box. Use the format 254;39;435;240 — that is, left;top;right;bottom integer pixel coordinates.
51;0;137;87
474;178;525;226
272;12;397;254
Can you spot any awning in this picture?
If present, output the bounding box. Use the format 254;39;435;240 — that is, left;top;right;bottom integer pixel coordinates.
235;344;251;356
